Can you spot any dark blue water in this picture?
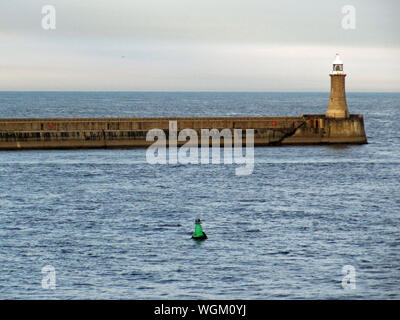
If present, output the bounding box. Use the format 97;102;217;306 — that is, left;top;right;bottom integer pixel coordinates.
0;92;399;299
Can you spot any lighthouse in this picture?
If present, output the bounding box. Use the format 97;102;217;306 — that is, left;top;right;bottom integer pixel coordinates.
325;54;350;119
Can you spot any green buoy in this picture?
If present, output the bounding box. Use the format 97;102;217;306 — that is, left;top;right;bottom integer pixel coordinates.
192;218;207;240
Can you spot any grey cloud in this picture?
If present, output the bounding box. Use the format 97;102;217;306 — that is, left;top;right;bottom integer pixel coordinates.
0;0;399;46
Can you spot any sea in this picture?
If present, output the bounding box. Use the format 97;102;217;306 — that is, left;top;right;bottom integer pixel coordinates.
0;92;399;299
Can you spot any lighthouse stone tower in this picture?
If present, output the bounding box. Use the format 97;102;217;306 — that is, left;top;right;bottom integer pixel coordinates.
325;54;350;119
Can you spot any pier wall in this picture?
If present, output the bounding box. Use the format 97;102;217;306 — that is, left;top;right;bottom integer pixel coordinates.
0;115;367;150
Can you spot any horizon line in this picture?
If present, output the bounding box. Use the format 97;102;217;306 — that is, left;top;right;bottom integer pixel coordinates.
0;90;399;94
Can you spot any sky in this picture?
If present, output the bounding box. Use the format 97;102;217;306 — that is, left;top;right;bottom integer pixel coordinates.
0;0;399;91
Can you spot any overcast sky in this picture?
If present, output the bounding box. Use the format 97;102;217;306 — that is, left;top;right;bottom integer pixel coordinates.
0;0;399;91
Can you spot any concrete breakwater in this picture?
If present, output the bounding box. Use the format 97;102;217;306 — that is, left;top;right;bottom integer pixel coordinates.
0;54;369;150
0;114;367;150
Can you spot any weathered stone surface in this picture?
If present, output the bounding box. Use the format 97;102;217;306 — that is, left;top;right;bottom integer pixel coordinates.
0;115;367;150
326;74;350;118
